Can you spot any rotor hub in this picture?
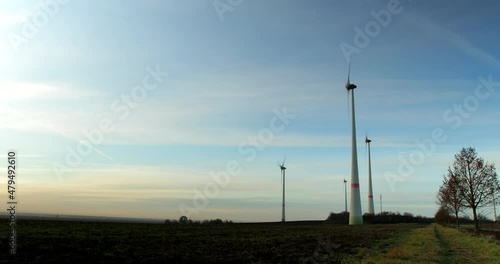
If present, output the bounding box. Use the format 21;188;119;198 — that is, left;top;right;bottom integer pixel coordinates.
345;83;357;90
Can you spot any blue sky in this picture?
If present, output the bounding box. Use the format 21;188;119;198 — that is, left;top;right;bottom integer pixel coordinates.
0;0;499;222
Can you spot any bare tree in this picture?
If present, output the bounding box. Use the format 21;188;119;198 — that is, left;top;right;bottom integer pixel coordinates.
437;171;465;228
449;147;499;233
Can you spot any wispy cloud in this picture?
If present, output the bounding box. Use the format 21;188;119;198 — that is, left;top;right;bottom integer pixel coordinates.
0;79;100;101
0;73;480;148
405;14;500;68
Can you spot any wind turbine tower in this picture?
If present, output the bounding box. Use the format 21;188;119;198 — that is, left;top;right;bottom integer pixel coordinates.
346;62;363;225
366;137;374;214
492;188;497;222
279;157;287;222
343;179;348;212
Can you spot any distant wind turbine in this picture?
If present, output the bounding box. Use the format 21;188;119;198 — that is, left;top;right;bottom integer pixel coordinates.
366;136;374;215
279;157;287;222
346;62;363;225
380;194;383;214
492;188;497;222
343;179;348;212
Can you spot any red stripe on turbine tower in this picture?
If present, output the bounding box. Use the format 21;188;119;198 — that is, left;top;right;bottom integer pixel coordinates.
368;195;373;198
351;183;360;188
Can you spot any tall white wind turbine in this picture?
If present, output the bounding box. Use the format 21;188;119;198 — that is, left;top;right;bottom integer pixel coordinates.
346;62;363;225
366;137;374;215
279;157;287;222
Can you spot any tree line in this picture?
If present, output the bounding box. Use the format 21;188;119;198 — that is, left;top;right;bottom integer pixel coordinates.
326;211;434;224
165;216;233;225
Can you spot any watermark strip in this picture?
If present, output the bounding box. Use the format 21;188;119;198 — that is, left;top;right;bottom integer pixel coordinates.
7;150;17;255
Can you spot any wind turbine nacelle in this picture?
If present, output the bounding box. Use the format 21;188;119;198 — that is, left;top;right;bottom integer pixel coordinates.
345;83;357;90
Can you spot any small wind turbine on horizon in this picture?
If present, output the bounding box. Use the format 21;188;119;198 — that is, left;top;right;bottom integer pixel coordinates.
278;157;287;222
380;194;383;214
492;187;497;222
346;61;363;225
366;136;374;215
343;178;348;212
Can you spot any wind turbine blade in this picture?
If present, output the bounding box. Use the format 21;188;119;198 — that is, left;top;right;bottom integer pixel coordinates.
347;89;350;122
347;60;351;84
282;155;287;166
366;133;370;160
281;170;284;193
346;60;353;120
365;137;368;161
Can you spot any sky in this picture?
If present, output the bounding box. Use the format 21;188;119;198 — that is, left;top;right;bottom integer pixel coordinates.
0;0;499;222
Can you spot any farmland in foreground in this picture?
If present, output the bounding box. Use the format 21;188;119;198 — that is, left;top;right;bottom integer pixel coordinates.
1;220;499;263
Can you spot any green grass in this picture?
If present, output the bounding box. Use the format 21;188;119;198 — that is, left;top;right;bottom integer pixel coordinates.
358;224;500;264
